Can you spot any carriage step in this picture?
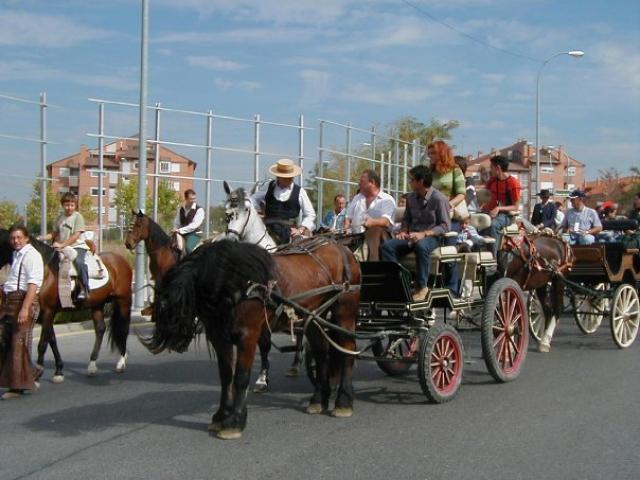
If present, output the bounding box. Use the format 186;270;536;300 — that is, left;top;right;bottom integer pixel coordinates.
274;345;301;353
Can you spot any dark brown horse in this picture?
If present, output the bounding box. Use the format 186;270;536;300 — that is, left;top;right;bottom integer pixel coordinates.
0;229;133;381
143;237;360;440
124;211;181;315
500;230;573;352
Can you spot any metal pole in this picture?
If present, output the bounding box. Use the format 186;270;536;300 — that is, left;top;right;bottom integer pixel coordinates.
97;103;105;252
39;92;47;237
317;121;325;219
346;122;352;199
298;115;304;186
387;150;392;193
370;126;376;171
380;153;385;190
403;143;408;193
394;141;400;200
152;103;161;221
134;0;149;309
412;139;418;167
205;110;213;238
253;114;261;182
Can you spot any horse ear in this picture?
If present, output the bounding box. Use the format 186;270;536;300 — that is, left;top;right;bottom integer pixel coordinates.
137;209;144;217
223;181;231;196
250;181;260;196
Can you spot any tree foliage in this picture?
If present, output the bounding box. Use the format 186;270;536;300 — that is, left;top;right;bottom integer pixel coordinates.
0;200;20;228
26;181;60;233
79;194;97;224
113;176;181;231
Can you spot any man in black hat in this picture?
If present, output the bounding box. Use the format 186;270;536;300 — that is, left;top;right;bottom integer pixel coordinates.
530;189;557;230
559;189;602;245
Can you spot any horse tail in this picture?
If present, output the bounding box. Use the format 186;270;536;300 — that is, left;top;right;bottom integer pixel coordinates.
108;299;130;355
141;252;200;354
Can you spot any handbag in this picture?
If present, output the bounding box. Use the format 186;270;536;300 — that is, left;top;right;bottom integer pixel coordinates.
450;167;470;221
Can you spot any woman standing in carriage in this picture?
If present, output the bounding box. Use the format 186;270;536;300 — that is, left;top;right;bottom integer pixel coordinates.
250;158;316;245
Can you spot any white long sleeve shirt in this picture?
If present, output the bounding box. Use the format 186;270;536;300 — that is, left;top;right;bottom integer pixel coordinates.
173;203;205;235
3;243;44;294
251;183;317;232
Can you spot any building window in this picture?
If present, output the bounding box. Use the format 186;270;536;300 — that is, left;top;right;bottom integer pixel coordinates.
171;162;180;173
507;150;512;160
567;166;576;177
172;181;180;191
59;167;70;177
90;188;107;196
90;170;100;177
160;161;171;173
541;166;554;174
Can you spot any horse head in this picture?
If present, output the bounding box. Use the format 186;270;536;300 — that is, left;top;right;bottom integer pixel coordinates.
124;210;149;250
0;229;13;268
223;184;251;241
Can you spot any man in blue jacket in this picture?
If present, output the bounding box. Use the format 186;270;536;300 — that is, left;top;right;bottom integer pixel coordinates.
530;189;557;230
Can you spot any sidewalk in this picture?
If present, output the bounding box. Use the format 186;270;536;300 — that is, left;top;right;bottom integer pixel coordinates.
32;310;152;337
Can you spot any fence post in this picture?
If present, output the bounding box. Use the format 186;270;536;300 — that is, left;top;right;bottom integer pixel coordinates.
298;114;304;186
394;140;400;200
97;102;105;251
205;110;213;238
39;92;47;237
412;139;418;167
370;126;376;170
152;103;161;222
254;114;261;182
380;152;385;190
317;120;325;220
346;122;352;199
403;143;408;194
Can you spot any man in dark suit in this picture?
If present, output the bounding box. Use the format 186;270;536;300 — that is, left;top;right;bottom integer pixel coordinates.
531;189;557;229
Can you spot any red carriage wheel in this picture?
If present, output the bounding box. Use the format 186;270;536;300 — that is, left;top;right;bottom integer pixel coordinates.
527;291;545;342
372;336;418;376
481;278;528;382
417;324;464;403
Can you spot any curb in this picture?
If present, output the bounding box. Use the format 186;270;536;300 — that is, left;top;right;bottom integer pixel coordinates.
33;310;152;337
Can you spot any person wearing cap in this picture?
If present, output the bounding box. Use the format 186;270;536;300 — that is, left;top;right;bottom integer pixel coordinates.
530;189;557;230
560;189;602;245
343;169;396;261
481;155;521;255
172;189;205;255
251;158;316;245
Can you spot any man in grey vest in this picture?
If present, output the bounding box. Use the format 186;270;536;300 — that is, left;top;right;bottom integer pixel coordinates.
172;189;205;255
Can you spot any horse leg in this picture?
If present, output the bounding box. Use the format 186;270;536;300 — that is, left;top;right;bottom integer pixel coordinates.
87;307;106;376
37;308;66;383
330;293;358;417
208;333;235;434
252;326;270;393
305;323;331;415
538;285;556;353
217;301;262;440
285;330;304;377
111;296;132;373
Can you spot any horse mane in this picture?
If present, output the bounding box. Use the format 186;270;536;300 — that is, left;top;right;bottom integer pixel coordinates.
143;239;274;354
145;214;172;247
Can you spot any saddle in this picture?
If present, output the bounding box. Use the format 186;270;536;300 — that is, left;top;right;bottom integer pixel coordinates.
58;249;108;308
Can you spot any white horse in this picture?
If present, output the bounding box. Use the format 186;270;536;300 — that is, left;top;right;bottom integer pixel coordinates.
222;181;307;392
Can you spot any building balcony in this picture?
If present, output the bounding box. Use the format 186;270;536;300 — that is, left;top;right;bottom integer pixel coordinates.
68;176;79;187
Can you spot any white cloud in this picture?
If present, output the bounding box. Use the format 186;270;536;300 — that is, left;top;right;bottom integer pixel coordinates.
430;74;456;87
481;73;505;84
591;42;640;96
338;83;434;106
155;27;316;45
298;69;331;104
187;55;247;71
214;78;261;92
0;60;138;91
284;57;330;68
0;10;113;48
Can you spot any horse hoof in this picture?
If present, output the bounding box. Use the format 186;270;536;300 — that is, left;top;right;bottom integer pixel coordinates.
114;366;126;373
252;383;268;393
284;367;300;377
207;421;222;432
537;343;550;353
52;375;65;384
331;407;353;418
306;403;324;415
217;429;243;440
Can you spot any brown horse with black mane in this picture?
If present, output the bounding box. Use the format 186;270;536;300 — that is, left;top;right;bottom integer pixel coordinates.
142;237;361;440
0;229;133;382
500;229;573;352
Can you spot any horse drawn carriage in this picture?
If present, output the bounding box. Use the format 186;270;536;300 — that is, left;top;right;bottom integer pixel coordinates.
528;219;640;348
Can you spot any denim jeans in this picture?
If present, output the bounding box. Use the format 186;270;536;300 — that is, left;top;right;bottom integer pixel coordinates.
73;248;89;291
489;213;513;256
569;232;596;245
381;236;440;288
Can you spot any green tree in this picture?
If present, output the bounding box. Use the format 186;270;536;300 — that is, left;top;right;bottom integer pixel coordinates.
0;200;20;228
114;177;181;231
79;194;97;224
388;116;459;149
26;181;60;233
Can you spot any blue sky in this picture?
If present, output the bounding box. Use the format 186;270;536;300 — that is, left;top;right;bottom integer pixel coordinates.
0;0;638;207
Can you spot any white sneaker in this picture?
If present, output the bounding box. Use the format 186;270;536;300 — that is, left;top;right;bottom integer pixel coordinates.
1;390;22;400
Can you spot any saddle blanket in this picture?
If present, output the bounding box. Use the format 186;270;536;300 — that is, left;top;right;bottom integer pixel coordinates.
58;249;110;308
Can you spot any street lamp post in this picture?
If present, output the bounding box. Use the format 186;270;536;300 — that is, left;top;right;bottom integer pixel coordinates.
534;50;584;205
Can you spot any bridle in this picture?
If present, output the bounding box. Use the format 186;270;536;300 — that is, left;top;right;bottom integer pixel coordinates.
225;201;270;246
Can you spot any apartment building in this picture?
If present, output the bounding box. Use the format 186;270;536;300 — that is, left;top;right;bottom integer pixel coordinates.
47;138;197;227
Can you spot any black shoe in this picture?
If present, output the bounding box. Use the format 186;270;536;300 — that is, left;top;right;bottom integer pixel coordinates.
76;289;87;302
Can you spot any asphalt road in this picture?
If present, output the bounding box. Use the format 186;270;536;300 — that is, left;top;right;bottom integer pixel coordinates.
1;317;638;480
